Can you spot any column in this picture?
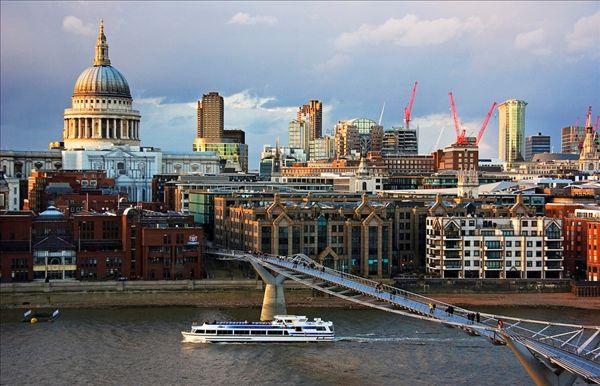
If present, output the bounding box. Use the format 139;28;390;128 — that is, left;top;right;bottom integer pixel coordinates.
113;119;118;139
120;119;125;139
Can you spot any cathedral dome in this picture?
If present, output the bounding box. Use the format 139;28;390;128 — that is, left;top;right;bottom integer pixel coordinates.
72;20;131;99
73;65;131;98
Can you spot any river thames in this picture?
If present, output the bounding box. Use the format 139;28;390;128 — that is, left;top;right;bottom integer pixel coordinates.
1;306;598;385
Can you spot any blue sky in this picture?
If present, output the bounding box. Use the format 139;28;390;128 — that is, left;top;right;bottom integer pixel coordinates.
1;1;599;168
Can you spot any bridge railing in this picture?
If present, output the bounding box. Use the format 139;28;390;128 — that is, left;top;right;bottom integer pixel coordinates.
210;248;600;361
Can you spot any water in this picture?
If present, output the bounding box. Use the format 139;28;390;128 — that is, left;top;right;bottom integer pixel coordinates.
1;306;598;385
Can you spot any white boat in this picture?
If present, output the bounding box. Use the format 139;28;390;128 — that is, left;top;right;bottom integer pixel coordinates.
181;315;334;343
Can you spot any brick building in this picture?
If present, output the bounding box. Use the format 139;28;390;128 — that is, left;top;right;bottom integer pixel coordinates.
0;206;203;282
25;170;120;213
563;209;600;281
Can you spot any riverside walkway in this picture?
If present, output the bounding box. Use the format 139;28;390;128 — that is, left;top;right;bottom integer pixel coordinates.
211;249;600;385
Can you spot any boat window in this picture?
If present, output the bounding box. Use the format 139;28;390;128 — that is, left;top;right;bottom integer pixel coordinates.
217;330;233;335
316;327;326;331
252;330;267;335
283;331;289;335
195;330;205;334
268;330;284;335
285;320;293;323
234;330;250;335
205;330;216;334
295;327;302;332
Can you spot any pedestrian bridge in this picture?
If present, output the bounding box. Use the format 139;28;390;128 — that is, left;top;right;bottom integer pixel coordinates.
210;249;600;385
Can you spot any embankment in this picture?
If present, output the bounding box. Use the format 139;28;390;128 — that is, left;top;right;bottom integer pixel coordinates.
1;280;598;310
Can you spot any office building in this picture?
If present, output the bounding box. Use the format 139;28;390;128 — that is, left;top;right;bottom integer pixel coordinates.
382;127;418;156
297;100;323;141
564;209;600;281
214;193;394;277
525;133;551;161
309;136;335;161
498;99;527;163
196;92;224;143
288;119;310;155
561;126;586;154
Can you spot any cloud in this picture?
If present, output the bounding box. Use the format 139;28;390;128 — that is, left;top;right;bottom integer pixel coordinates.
135;91;306;168
565;11;600;53
227;12;278;26
61;16;95;36
314;53;351;71
514;28;551;55
334;14;483;50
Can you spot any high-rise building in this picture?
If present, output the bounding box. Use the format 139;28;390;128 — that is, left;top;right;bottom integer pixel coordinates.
196;92;224;143
193;92;247;172
382;127;418;156
561;126;586;154
525;132;551;161
498;99;527;163
309;136;336;161
288;119;310;155
334;120;360;158
297;100;323;141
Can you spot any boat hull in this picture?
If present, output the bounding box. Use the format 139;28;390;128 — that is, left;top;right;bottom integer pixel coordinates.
181;332;334;343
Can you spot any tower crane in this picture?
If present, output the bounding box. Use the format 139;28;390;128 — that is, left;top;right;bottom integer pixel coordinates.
475;102;497;145
448;92;467;145
404;81;418;129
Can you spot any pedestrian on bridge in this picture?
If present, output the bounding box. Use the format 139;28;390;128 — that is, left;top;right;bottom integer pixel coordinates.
476;312;480;323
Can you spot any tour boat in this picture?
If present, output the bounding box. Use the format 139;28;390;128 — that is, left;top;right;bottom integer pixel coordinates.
181;315;334;343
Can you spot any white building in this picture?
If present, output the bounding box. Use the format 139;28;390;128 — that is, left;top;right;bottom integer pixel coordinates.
426;201;563;279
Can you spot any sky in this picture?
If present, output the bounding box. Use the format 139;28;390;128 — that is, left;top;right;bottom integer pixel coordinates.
1;1;599;168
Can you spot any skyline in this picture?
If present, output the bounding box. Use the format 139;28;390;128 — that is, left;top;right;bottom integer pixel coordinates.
1;2;599;167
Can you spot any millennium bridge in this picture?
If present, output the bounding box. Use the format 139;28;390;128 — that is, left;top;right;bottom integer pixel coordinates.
210;249;600;386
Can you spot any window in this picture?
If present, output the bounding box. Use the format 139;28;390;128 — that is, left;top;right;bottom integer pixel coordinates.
527;251;532;257
234;330;250;335
506;241;512;247
252;330;267;335
515;241;521;247
267;330;283;335
527;261;532;267
527;241;532;248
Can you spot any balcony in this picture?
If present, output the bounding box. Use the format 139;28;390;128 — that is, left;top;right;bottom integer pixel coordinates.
544;263;563;271
444;242;462;250
443;264;462;270
544;236;564;241
443;233;461;240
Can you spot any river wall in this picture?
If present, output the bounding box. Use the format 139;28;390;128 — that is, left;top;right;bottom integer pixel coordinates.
0;279;573;310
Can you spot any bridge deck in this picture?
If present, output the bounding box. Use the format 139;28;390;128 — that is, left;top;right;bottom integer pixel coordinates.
212;249;600;382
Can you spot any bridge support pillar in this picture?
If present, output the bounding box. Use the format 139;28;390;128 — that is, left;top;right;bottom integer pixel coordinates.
503;333;577;386
250;261;286;321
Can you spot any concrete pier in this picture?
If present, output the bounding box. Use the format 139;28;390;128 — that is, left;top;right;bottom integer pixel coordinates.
250;261;287;321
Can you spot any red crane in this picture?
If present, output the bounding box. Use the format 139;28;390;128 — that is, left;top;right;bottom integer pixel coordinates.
448;92;467;145
404;81;418;129
476;101;497;145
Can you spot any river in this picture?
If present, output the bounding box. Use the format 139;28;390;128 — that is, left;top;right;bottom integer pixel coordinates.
1;306;598;385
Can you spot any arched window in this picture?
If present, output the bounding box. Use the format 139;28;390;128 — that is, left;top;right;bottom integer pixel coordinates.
362;182;368;191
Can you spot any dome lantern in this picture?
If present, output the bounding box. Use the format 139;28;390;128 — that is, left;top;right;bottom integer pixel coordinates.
93;19;111;66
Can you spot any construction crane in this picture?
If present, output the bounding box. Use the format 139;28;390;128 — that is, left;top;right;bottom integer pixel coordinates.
475;102;497;145
448;92;468;145
404;81;418;129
